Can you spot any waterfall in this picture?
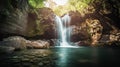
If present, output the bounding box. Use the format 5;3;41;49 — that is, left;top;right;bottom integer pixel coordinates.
55;13;72;47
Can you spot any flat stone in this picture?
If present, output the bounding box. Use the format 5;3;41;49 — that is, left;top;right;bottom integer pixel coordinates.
22;62;31;67
12;56;19;59
0;46;15;53
43;61;50;64
42;54;48;57
38;62;44;66
21;58;30;62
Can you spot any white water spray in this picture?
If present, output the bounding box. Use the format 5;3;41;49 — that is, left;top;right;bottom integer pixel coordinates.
55;13;72;47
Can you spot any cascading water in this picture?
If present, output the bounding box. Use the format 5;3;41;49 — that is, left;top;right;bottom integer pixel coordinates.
55;13;72;47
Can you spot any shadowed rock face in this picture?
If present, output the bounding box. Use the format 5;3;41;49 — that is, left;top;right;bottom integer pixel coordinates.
69;12;120;45
26;7;56;39
68;11;83;25
65;0;120;45
0;7;56;40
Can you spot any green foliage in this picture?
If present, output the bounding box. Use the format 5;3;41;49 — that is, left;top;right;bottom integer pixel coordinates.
69;0;88;10
52;0;94;16
28;0;44;8
35;20;44;35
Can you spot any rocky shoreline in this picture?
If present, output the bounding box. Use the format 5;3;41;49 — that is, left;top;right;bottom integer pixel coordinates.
0;49;55;67
0;36;120;53
0;36;51;53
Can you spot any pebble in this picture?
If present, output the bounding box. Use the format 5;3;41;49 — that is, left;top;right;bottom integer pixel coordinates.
38;62;44;66
21;58;30;62
12;56;19;59
0;49;55;67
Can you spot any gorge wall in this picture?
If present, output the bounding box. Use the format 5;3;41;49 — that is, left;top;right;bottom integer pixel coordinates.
0;0;120;46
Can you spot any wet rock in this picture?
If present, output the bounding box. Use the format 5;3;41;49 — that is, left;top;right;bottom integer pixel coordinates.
75;41;90;46
22;62;32;67
0;7;56;39
25;55;35;59
69;11;82;25
2;36;27;50
26;7;55;38
38;62;44;66
109;31;120;42
71;25;90;42
21;58;30;62
49;39;60;46
0;46;15;53
99;35;110;42
12;56;19;59
10;58;21;63
42;53;48;57
26;40;50;49
0;36;50;51
43;61;50;64
86;19;103;45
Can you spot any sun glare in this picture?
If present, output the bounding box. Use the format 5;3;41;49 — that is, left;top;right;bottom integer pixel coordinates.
53;0;68;5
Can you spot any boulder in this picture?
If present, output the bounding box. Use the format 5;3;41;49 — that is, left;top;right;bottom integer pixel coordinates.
2;36;26;50
30;40;50;49
109;31;120;42
71;25;90;42
0;46;15;53
75;41;90;46
86;19;103;45
49;39;60;46
0;36;50;51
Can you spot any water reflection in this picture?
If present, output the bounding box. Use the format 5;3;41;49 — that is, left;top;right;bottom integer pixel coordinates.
0;47;120;67
56;48;68;67
53;47;120;67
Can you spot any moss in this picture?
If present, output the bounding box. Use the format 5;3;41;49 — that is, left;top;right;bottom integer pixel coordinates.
27;8;51;37
28;21;47;37
28;0;44;8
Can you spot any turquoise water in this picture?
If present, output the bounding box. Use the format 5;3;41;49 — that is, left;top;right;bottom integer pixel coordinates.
0;47;120;67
